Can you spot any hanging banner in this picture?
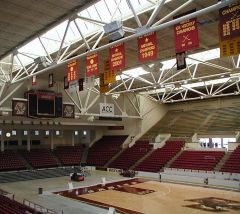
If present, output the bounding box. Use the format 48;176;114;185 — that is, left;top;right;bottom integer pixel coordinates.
104;60;116;84
32;75;37;86
138;32;157;62
78;78;84;91
66;60;78;91
109;43;125;71
100;103;114;116
219;3;240;41
86;53;98;77
49;73;53;87
100;73;109;93
219;3;240;57
66;60;78;82
176;52;187;70
174;18;199;53
220;37;240;57
85;76;95;88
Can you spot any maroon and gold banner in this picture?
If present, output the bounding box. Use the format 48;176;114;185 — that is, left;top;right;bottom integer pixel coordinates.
109;43;125;71
137;32;157;62
100;73;109;93
174;18;199;53
86;53;98;77
220;37;240;57
104;60;116;84
67;60;78;82
219;3;240;57
219;3;240;41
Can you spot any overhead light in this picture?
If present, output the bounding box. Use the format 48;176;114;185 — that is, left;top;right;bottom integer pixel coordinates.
6;132;11;138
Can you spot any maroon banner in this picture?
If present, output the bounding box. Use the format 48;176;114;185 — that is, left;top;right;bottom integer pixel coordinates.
109;43;125;71
174;18;199;53
86;53;98;77
138;32;157;62
219;3;240;41
67;60;78;82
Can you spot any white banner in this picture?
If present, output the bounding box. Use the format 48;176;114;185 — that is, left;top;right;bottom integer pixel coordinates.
100;103;114;116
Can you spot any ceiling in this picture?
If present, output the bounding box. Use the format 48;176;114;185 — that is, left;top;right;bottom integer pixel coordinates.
0;0;98;59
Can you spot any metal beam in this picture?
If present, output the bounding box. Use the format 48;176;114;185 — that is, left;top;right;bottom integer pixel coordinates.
126;0;142;27
11;0;238;84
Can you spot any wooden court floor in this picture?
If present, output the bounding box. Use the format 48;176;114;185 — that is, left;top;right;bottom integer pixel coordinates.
55;178;240;214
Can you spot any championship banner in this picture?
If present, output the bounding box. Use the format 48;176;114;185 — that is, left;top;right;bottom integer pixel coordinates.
176;52;187;70
86;53;98;77
219;3;240;57
63;103;75;118
137;32;157;62
12;99;27;117
109;43;125;71
104;60;116;84
174;18;199;53
67;60;78;82
220;37;240;57
100;73;109;93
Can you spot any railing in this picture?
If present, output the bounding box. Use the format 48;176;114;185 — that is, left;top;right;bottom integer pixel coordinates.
23;199;63;214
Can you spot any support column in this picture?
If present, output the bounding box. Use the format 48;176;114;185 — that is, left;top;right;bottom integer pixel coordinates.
51;131;54;150
72;131;75;147
27;135;31;151
1;134;4;152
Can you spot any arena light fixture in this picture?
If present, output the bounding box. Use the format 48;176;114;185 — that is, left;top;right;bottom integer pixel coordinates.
74;131;79;136
6;132;11;138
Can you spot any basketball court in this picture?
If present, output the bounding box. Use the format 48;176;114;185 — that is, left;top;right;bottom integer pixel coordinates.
1;171;239;214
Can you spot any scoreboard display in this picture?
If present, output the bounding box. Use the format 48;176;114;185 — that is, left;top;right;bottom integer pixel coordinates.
25;90;62;118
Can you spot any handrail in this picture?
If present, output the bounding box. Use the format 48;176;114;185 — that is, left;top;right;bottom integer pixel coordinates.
23;199;63;214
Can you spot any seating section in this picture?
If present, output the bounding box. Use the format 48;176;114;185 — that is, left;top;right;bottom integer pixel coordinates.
86;135;127;166
134;141;185;172
20;149;59;169
109;141;152;170
0;195;42;214
0;150;26;172
170;150;225;171
220;145;240;173
54;145;83;166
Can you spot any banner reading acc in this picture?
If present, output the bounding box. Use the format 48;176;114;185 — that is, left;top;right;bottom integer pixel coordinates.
109;43;125;71
174;18;199;53
138;32;157;62
86;53;98;77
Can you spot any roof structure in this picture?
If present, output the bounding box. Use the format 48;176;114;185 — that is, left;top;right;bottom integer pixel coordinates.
0;0;239;104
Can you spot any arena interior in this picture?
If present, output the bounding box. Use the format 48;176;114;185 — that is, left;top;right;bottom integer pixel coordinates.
0;0;240;213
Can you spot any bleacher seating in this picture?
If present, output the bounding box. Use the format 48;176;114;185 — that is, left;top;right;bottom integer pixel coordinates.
54;144;83;166
134;141;185;172
0;150;26;172
86;135;127;166
170;150;225;171
20;149;59;169
0;194;42;214
109;141;152;170
220;145;240;173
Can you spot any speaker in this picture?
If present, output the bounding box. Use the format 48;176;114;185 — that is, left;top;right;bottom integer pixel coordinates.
55;95;62;118
28;93;37;117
